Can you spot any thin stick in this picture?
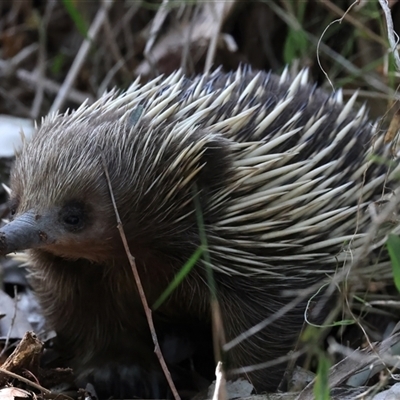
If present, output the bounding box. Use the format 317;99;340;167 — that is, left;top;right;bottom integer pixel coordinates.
143;0;169;75
204;1;226;75
0;369;51;395
0;58;93;105
30;0;57;119
101;156;180;400
379;0;400;71
15;68;92;105
50;0;113;113
212;362;227;400
0;285;18;358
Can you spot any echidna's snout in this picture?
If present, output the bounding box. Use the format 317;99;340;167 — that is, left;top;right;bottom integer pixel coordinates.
0;210;57;255
1;201;119;262
0;201;88;255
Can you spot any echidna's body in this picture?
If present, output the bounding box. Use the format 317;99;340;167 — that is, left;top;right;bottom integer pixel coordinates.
0;68;398;397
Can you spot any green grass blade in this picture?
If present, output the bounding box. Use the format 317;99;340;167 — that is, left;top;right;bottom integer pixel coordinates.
61;0;88;38
387;234;400;292
314;352;331;400
152;245;203;310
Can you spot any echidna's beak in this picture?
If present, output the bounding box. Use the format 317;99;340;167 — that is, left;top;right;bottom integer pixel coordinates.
0;211;55;255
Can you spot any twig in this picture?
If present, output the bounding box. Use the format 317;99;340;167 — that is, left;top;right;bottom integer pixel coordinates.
97;59;127;96
204;1;231;75
101;155;180;400
102;15;130;78
0;58;93;106
30;0;56;119
0;43;39;74
212;362;227;400
0;367;74;400
180;5;197;74
144;0;170;76
14;68;92;105
0;286;19;358
378;0;400;71
115;1;142;38
50;0;113;113
0;369;51;394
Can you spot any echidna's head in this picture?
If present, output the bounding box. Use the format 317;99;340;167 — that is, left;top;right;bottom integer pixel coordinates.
0;101;232;264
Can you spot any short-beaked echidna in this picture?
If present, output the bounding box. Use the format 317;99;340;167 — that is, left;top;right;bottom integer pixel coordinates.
0;67;398;397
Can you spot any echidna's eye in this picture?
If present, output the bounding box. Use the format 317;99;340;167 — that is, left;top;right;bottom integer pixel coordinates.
8;199;19;219
63;215;81;226
59;202;85;232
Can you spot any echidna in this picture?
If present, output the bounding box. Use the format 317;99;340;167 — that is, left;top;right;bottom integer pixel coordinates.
0;67;398;397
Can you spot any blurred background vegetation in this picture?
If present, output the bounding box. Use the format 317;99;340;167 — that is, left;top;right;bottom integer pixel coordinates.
0;0;399;122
